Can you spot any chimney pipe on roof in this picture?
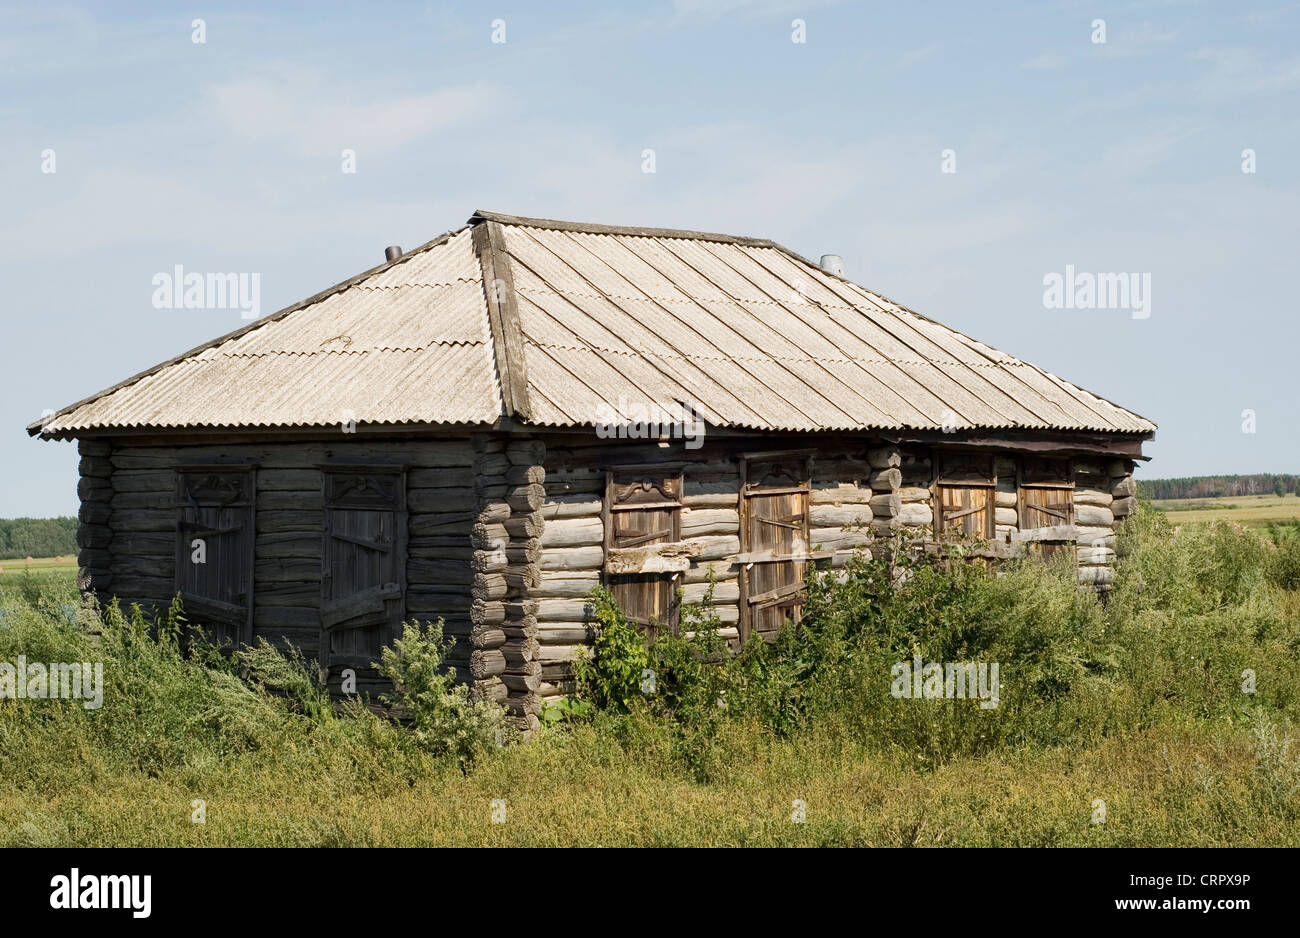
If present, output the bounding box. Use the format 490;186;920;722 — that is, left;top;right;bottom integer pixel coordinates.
819;254;844;277
385;245;403;262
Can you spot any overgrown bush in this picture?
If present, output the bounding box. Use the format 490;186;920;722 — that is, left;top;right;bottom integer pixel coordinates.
565;502;1300;773
376;620;505;767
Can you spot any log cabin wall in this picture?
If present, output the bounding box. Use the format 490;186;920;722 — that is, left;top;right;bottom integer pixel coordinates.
101;437;478;693
77;438;115;605
86;430;1136;723
530;432;895;704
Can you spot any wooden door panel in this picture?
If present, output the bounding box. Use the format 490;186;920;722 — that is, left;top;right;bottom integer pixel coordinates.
937;485;992;540
322;469;406;669
609;504;677;636
1019;485;1074;562
176;468;254;648
741;453;810;641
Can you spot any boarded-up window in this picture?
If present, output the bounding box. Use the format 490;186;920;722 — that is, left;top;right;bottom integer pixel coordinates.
741;453;811;642
175;467;255;648
935;453;994;540
605;468;682;639
1019;457;1074;561
321;467;407;673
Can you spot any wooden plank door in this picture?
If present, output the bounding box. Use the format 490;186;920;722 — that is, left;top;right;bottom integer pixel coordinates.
937;485;993;539
1019;457;1074;561
175;467;255;649
606;470;681;640
934;452;994;541
741;454;811;642
321;468;407;673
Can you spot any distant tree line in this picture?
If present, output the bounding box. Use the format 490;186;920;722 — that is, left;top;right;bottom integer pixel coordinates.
0;517;78;560
1139;474;1300;501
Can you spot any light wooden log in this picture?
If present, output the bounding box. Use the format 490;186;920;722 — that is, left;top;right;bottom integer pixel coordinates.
1076;546;1116;565
995;507;1018;527
995;491;1017;509
504;513;544;540
681;581;740;605
1077;566;1115;587
540;495;603;520
506;483;545;513
1111;476;1136;498
537;599;593;622
537;644;585;664
537;571;601;598
898;486;932;502
682;535;739;561
1111;496;1136;518
897;503;933;526
869;467;901;490
811;483;872;506
809;505;876;528
808;527;873;551
1074;489;1113;507
540;546;604;571
536;623;593;644
680;508;738;537
539;516;602;547
1074;505;1115;527
502;638;540;666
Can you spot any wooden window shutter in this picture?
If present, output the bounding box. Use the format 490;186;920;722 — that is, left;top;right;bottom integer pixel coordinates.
934;452;994;541
175;466;255;649
320;467;408;673
740;452;812;642
1018;457;1074;561
604;467;683;639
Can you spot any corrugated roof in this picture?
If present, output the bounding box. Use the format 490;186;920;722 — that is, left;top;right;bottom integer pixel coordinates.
29;210;1155;438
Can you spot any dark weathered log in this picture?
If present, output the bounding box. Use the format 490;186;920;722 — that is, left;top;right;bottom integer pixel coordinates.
407;488;477;513
79;455;113;479
256;510;322;533
78;439;112;457
411;512;476;536
408;558;473;585
505;439;546;466
79;502;111;525
867;446;901;470
407;467;475;488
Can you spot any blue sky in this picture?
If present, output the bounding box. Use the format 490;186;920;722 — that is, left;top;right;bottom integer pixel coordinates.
2;0;1298;517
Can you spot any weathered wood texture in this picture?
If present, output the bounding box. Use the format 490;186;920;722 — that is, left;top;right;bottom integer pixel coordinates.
104;438;477;662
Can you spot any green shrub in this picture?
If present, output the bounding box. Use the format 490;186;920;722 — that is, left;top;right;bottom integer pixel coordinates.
573;587;650;713
376;620;505;768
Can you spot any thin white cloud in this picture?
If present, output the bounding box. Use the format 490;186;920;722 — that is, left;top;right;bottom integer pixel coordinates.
205;65;497;157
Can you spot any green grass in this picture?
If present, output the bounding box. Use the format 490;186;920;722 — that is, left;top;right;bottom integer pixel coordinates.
0;554;76;583
1;507;1298;847
1150;492;1300;527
